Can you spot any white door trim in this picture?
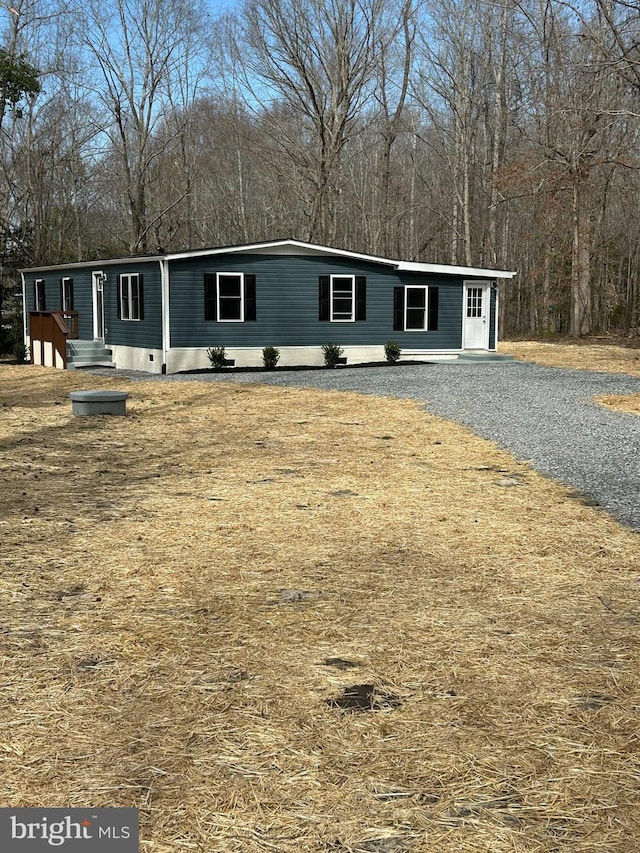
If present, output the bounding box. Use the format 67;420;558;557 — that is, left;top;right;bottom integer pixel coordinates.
462;280;490;350
92;270;105;341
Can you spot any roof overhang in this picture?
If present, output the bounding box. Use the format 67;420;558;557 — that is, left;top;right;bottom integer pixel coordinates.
397;260;516;279
20;255;164;274
165;238;401;265
20;239;517;279
167;239;516;278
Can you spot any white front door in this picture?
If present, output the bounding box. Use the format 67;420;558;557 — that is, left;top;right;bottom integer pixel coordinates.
92;271;105;340
463;281;490;349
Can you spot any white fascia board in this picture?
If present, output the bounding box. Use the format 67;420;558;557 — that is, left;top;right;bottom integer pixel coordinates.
167;240;517;278
165;239;399;267
397;261;516;278
20;239;517;279
20;255;165;274
165;239;317;261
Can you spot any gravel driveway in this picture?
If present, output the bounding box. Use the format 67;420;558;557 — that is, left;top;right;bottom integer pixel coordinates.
99;361;640;533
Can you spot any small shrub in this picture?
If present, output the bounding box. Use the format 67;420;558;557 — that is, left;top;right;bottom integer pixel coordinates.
262;345;280;370
322;342;344;368
207;345;227;369
384;340;401;363
13;342;27;364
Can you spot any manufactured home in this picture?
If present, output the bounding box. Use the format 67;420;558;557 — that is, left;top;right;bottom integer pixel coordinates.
21;239;516;373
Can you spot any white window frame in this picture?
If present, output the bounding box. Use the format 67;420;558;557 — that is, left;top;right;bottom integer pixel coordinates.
35;279;46;311
216;272;244;323
120;272;142;321
61;276;73;312
330;274;355;322
466;286;483;319
404;285;428;331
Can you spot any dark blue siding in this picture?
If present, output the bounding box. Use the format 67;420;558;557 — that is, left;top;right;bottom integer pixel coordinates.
24;273;93;339
24;251;498;355
25;261;162;348
102;262;162;349
169;254;478;350
397;271;463;348
72;272;93;339
23;278;35;331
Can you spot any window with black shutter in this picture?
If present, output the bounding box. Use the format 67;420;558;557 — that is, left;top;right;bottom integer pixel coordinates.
319;274;367;321
204;273;256;322
394;285;439;331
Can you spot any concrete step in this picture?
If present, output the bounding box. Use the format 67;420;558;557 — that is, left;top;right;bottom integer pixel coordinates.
457;353;514;362
68;340;111;352
68;353;113;363
423;352;516;364
67;339;113;369
67;360;115;370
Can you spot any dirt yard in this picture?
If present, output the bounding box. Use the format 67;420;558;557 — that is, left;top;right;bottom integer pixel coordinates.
1;364;639;852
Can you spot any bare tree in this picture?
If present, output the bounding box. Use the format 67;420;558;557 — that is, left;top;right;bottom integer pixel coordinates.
416;0;488;265
374;0;417;257
238;0;382;244
77;0;213;254
519;0;625;335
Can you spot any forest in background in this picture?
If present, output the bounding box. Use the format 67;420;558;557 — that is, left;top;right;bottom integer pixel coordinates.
1;0;640;346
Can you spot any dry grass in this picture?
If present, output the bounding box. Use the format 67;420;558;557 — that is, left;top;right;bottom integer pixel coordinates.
500;339;640;377
597;395;640;415
1;364;639;852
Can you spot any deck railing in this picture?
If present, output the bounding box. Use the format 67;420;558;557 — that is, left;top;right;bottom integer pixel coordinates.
29;310;78;369
59;310;79;339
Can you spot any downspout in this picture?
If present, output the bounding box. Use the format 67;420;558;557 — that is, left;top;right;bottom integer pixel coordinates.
159;258;169;373
21;272;27;352
493;280;499;351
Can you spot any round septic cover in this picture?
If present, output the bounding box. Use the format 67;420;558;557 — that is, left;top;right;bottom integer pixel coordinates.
69;390;129;401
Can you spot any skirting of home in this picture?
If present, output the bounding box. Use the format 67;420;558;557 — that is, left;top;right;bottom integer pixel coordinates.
164;346;475;374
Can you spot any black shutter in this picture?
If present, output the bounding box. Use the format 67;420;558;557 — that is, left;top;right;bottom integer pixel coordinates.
59;278;64;308
244;274;256;321
428;286;439;331
116;275;122;320
68;279;74;310
204;274;217;321
355;276;366;321
138;274;144;321
319;276;329;321
393;287;404;330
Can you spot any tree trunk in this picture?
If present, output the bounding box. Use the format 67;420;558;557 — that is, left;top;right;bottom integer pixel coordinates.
571;168;591;337
488;0;509;268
